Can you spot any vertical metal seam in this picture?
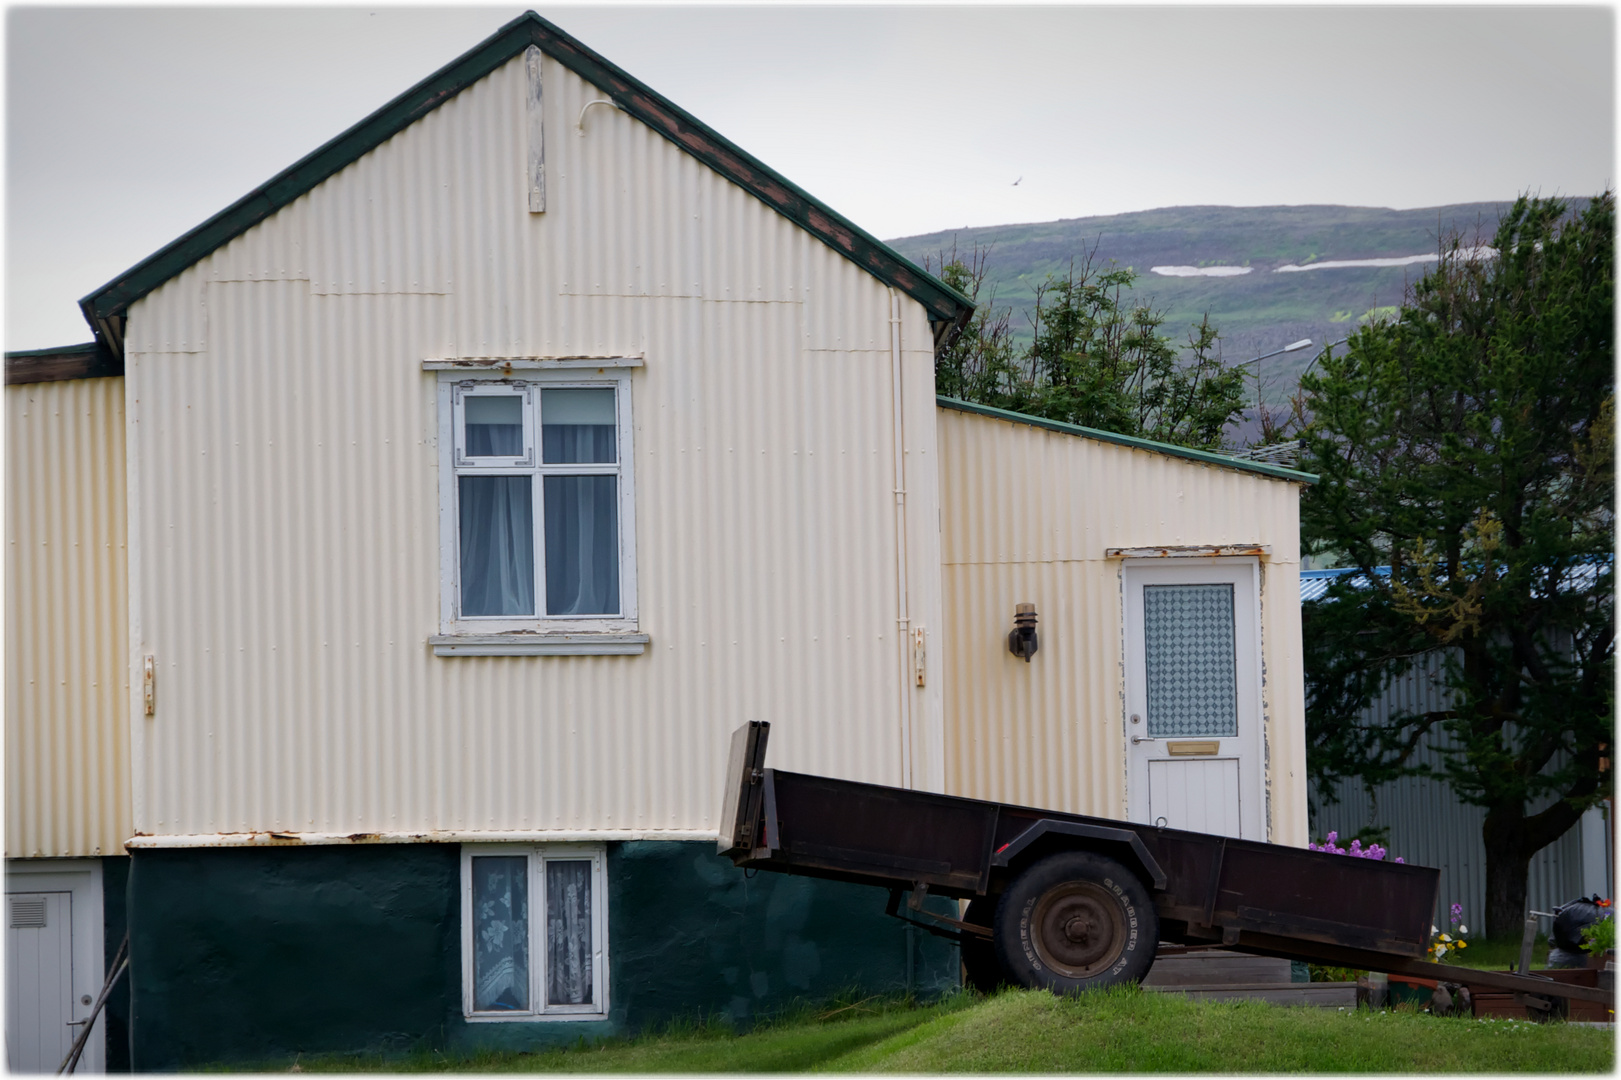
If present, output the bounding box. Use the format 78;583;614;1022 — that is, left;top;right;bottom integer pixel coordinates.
889;288;912;790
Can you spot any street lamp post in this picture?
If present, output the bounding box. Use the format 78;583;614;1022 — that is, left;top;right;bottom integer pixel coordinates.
1240;337;1314;410
1299;336;1351;381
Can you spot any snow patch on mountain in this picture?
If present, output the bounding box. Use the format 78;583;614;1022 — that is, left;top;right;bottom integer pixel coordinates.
1150;265;1253;277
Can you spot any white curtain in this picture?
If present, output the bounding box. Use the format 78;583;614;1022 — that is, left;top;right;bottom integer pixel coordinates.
546;861;593;1006
465;396;523;457
472;857;529;1011
459;477;535;616
541;390;620;616
544;475;618;615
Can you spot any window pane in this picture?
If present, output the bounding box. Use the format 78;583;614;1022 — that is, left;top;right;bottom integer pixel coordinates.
472;856;529;1012
542;388;616;463
543;476;619;615
465;395;524;457
459;477;535;616
1143;583;1238;737
546;861;593;1006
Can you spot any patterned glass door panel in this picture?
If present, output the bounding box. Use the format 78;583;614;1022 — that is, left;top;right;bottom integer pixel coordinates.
1143;584;1238;738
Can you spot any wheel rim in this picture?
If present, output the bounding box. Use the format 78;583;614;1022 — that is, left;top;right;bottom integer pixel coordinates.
1030;881;1127;978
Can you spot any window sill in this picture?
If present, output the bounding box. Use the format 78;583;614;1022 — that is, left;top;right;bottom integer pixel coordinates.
430;633;648;656
463;1010;611;1023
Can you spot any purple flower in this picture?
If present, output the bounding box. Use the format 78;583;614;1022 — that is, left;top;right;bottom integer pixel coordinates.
1310;833;1403;863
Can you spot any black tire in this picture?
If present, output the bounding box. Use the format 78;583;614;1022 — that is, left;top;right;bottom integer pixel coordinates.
960;898;1002;993
993;851;1158;994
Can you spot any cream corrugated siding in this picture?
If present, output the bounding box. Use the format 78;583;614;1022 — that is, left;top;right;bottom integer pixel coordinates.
123;53;943;839
937;407;1309;844
6;377;131;857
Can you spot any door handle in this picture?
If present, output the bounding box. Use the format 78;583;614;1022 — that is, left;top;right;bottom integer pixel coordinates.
1130;736;1156;744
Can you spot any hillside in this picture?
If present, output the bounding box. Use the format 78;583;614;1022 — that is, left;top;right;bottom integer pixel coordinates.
886;202;1544;404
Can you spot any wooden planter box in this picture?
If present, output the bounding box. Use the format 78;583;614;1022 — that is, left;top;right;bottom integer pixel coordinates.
1389;968;1613;1021
1470;968;1612;1022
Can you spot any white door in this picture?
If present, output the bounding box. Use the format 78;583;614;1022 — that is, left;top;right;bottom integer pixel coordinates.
1124;559;1264;840
6;863;104;1074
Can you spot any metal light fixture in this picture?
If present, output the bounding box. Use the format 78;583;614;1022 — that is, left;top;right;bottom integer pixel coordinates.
1007;603;1039;662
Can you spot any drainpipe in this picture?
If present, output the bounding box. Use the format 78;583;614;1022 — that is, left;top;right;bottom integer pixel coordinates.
889;289;914;789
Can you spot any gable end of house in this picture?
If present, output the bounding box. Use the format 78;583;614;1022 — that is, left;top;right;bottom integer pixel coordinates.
78;10;972;359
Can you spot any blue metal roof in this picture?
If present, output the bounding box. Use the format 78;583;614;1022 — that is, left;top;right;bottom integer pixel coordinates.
1300;563;1606;603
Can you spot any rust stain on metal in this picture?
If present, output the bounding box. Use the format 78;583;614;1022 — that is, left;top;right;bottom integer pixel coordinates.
1105;545;1270;559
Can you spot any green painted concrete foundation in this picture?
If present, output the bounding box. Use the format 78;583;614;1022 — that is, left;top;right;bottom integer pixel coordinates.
102;855;132;1072
126;841;957;1070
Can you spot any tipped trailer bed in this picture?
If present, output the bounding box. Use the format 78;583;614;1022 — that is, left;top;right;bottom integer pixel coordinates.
718;722;1613;1012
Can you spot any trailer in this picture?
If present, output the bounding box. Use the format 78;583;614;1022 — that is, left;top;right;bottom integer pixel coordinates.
719;722;1613;1014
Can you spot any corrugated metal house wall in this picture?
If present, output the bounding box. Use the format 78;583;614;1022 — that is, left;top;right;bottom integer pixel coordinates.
935;408;1309;845
1309;650;1588;925
6;377;132;857
121;52;944;842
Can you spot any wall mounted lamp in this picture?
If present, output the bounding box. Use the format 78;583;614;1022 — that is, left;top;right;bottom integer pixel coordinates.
1008;603;1039;662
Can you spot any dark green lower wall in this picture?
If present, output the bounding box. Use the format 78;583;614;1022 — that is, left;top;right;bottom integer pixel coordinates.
128;842;957;1070
102;855;131;1073
128;844;461;1070
601;841;958;1033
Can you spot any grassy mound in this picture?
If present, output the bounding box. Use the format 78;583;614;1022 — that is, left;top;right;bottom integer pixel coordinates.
257;985;1613;1073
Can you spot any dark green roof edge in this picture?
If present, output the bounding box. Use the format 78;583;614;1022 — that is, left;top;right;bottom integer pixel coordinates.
79;10;973;346
936;396;1319;484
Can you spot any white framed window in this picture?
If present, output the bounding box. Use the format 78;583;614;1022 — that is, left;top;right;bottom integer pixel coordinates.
461;844;608;1021
434;370;640;651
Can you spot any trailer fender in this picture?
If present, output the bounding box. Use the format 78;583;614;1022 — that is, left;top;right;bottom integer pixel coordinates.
991;821;1167;891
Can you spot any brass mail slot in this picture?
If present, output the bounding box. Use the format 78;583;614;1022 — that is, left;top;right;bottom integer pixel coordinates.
1167;740;1220;756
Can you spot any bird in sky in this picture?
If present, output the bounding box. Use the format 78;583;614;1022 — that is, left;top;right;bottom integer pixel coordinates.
1012;176;1023;186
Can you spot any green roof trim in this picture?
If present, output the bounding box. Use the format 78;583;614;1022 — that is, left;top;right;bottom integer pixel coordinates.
79;11;973;354
6;342;122;385
936;396;1319;484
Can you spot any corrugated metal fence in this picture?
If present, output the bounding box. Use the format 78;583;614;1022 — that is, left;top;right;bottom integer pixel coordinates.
1308;649;1596;927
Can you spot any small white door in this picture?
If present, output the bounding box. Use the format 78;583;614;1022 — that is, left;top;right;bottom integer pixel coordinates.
6;863;104;1074
1124;559;1264;840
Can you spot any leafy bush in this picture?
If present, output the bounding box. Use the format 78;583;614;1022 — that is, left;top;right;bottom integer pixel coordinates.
1581;911;1614;957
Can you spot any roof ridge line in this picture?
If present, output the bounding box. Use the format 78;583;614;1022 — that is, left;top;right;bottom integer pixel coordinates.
79;10;972;354
936;395;1319;484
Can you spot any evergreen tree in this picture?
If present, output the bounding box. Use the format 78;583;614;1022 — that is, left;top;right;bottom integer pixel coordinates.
1299;193;1614;937
933;251;1247;451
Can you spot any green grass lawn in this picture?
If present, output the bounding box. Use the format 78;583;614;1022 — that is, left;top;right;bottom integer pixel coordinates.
257;986;1613;1074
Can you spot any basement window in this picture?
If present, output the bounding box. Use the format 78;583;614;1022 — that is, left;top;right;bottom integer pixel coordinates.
434;370;642;655
461;844;608;1020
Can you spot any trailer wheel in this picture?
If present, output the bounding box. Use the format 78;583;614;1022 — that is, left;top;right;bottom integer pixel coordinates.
993;851;1157;994
960;898;1002;993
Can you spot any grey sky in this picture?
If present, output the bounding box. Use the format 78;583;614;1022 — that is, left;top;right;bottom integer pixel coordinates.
6;4;1614;350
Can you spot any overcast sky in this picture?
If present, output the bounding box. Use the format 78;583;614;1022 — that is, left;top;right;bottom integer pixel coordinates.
6;4;1614;350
